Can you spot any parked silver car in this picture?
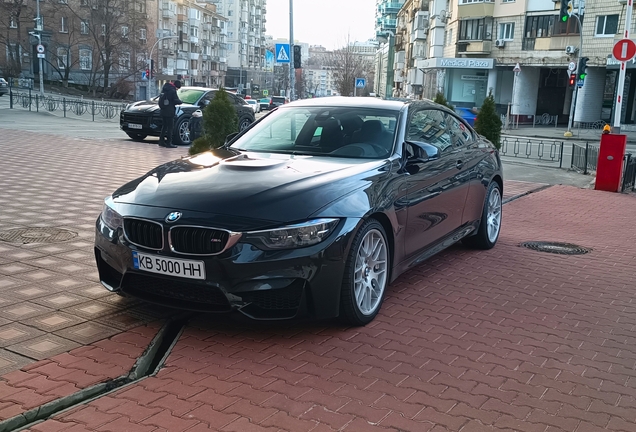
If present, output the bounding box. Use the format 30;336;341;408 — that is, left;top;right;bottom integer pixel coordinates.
0;78;9;96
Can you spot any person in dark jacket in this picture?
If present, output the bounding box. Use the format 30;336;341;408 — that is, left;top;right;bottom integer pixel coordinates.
158;80;183;148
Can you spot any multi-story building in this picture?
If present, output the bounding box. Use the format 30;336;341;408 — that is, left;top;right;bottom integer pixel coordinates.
216;0;267;92
155;0;228;91
385;0;633;126
375;0;406;98
376;0;406;38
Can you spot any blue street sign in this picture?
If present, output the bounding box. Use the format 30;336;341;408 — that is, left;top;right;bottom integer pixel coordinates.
577;79;584;88
355;78;366;88
275;44;290;63
141;71;147;80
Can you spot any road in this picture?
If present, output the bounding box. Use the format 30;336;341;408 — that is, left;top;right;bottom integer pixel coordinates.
0;96;594;188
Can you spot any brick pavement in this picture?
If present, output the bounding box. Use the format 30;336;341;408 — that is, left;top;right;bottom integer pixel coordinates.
15;185;636;432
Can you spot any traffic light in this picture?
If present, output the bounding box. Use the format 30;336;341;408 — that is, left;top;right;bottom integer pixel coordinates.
293;45;301;69
149;59;154;79
568;73;576;87
560;0;573;22
578;57;589;80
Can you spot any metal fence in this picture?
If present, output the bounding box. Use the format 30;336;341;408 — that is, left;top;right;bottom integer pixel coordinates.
570;142;599;174
500;135;564;168
8;90;128;121
623;153;636;192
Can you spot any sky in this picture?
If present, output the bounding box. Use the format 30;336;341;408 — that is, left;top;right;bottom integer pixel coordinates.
265;0;377;50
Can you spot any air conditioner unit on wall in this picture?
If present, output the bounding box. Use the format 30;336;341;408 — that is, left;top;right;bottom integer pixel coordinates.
495;39;506;48
565;45;577;54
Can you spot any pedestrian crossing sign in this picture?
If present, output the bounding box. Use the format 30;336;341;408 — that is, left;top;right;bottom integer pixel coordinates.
275;44;290;63
355;78;366;88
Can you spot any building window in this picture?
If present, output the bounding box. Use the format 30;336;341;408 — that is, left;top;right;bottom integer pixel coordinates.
101;24;106;36
596;15;619;37
501;0;514;2
524;15;554;39
81;20;89;34
9;15;18;28
119;52;130;70
459;18;493;41
121;26;129;38
80;48;92;70
140;28;146;40
60;17;68;33
554;15;581;35
57;47;69;69
499;22;514;40
459;0;494;3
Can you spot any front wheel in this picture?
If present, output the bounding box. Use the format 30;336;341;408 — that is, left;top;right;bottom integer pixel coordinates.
340;220;390;326
173;117;191;145
238;116;253;132
463;181;502;250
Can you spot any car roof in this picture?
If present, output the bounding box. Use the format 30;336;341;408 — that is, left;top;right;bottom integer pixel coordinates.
281;96;444;112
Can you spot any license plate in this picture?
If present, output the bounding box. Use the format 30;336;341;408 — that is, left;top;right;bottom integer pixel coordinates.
128;123;143;129
132;251;205;280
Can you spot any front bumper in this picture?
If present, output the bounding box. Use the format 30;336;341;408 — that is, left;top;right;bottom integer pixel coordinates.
94;214;359;320
120;112;165;137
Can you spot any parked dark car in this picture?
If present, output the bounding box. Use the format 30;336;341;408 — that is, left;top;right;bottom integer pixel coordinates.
119;86;255;145
96;97;503;325
0;78;8;96
268;95;288;110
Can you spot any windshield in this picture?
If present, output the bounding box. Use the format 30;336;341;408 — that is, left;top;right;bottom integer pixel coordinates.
247;100;256;104
176;88;205;105
230;106;399;159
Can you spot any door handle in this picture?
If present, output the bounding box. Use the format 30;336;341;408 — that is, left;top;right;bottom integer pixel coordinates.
456;160;464;169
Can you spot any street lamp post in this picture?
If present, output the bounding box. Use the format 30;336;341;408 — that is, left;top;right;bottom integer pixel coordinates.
289;0;294;100
148;35;179;101
31;0;45;96
564;9;584;137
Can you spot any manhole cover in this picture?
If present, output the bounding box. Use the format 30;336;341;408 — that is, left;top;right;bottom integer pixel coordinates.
520;241;591;255
0;228;78;244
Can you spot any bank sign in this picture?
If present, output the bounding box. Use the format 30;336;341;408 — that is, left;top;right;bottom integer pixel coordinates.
417;58;495;69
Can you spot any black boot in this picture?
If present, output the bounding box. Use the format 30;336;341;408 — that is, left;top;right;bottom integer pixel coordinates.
165;143;178;148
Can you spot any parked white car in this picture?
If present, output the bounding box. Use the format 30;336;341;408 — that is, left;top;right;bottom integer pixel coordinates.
246;99;261;114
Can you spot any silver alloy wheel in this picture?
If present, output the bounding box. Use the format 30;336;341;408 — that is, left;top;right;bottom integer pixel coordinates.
486;187;502;243
178;120;190;143
354;228;388;316
239;118;251;131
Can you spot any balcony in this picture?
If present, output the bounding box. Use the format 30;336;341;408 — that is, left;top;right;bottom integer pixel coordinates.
190;52;199;60
190;36;199;44
219;57;227;63
458;2;494;19
177;50;188;59
161;68;174;75
189;18;199;27
457;40;492;55
177;14;186;22
412;28;428;40
203;23;212;31
162;10;174;18
201;54;210;60
379;2;402;14
522;35;581;51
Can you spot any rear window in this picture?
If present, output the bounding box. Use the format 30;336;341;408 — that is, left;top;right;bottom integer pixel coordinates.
271;97;286;103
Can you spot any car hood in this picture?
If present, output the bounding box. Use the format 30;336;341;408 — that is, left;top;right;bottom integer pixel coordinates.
125;99;198;114
111;148;387;224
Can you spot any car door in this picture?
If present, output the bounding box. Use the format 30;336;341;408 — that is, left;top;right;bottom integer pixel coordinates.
403;108;469;257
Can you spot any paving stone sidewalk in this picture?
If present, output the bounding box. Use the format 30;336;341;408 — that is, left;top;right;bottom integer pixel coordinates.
16;185;636;432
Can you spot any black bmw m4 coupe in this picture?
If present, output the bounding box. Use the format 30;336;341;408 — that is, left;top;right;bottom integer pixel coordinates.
95;97;503;325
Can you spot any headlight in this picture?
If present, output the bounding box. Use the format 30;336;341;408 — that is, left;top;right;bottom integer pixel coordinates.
101;197;123;230
243;218;339;250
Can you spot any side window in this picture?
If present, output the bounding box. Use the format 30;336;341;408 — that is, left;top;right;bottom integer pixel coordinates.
202;91;216;105
406;109;452;154
444;113;473;148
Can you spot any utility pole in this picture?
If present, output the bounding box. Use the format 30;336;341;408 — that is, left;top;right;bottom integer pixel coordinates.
564;2;583;137
289;0;294;101
613;0;633;133
35;0;44;96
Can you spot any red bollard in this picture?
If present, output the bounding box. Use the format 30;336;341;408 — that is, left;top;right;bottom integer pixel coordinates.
595;133;627;192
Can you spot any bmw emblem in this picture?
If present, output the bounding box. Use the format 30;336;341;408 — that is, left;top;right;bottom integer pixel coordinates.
165;212;182;223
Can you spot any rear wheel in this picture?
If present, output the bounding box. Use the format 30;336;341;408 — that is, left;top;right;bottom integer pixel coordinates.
173;117;191;145
340;220;390;326
463;181;502;250
126;133;147;142
238;116;253;132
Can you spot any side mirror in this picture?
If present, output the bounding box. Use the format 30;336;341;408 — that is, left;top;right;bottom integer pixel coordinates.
199;99;210;107
405;141;441;163
224;132;239;145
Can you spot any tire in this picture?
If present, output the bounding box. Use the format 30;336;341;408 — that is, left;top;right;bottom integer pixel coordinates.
173;117;191;145
340;219;390;326
126;133;147;142
463;181;502;250
238;116;253;132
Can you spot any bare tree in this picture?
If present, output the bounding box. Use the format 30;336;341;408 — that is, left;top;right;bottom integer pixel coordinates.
0;0;29;78
323;38;374;97
273;64;289;96
295;68;306;99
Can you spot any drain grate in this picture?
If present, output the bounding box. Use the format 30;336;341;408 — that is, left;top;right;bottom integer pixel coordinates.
0;227;78;244
520;241;591;255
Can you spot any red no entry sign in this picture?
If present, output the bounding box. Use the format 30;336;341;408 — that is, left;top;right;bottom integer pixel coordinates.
613;39;636;62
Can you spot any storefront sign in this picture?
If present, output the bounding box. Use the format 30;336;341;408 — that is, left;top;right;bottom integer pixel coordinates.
461;75;488;81
606;55;636;69
417;58;495;69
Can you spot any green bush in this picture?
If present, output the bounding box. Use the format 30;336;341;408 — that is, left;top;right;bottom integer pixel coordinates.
433;92;454;110
474;91;502;149
188;88;238;156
